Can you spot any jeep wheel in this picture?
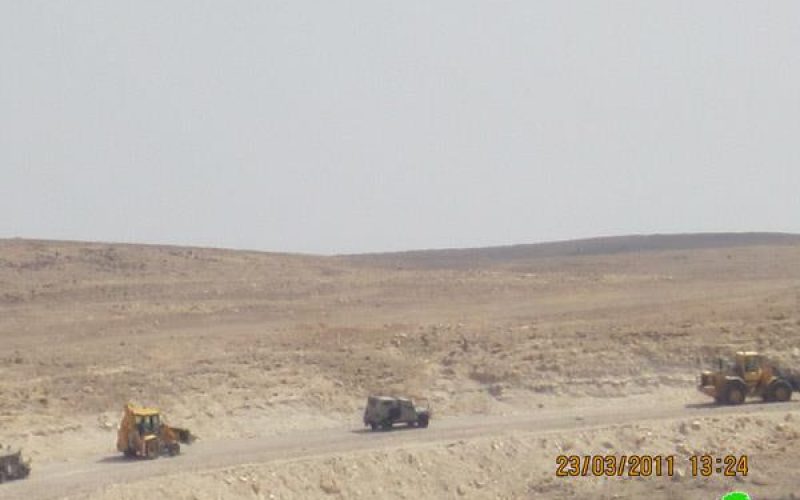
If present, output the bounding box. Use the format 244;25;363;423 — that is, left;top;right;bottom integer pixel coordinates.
417;414;429;428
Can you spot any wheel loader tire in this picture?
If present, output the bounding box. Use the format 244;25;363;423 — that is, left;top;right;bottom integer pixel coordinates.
417;414;429;428
724;382;746;405
771;381;792;402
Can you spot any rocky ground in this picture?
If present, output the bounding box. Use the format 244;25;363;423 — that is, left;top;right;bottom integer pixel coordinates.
1;235;799;498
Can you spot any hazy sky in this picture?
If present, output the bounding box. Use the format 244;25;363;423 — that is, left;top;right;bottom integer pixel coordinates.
1;2;798;254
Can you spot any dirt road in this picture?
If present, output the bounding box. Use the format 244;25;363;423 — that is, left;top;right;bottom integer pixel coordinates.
2;399;795;500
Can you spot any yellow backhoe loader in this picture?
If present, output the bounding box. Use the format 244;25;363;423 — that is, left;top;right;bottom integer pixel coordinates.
116;403;195;459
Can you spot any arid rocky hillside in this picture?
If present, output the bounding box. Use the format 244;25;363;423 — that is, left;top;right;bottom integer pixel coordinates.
1;234;799;499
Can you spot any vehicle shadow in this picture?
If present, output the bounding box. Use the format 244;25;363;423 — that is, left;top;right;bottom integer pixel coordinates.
97;455;132;464
684;399;796;409
97;454;181;464
350;425;425;435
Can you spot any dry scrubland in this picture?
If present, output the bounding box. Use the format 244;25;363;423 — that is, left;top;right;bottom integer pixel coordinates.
1;234;800;499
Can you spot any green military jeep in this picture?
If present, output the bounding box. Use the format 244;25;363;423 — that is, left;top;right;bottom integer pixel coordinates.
363;395;431;431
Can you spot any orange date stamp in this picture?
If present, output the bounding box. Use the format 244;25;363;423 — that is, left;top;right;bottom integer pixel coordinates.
555;454;748;477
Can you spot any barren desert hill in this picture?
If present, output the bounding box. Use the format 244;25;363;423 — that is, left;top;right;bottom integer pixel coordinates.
340;231;800;269
0;232;800;270
2;233;797;310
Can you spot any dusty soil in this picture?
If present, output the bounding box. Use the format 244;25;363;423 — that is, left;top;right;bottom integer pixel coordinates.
1;234;799;499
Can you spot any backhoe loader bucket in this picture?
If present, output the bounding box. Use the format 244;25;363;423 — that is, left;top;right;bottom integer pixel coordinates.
171;427;196;444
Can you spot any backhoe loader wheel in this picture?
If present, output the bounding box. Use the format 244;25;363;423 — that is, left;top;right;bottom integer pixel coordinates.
724;382;746;405
145;441;160;459
771;381;792;402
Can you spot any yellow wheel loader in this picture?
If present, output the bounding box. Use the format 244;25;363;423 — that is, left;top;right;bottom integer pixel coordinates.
116;403;195;459
698;351;799;405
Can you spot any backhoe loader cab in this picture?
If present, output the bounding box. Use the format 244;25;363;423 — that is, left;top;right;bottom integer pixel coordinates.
135;413;160;435
699;351;793;405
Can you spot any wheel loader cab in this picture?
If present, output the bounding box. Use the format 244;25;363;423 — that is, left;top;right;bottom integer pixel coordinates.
737;352;765;385
742;354;761;371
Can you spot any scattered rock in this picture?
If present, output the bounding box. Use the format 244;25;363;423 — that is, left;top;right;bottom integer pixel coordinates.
98;418;113;430
320;477;340;495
